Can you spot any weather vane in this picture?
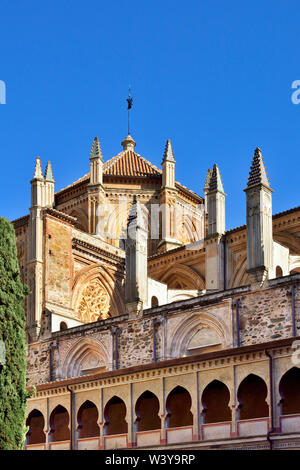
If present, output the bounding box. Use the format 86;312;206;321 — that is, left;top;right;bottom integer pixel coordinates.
126;87;133;135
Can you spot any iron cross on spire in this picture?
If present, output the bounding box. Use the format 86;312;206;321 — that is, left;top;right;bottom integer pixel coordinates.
126;87;133;135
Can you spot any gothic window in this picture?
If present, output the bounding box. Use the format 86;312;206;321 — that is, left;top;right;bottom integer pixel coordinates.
77;279;110;323
151;296;159;308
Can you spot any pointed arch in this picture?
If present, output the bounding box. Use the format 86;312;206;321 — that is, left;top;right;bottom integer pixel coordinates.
61;337;109;378
168;313;228;358
135;390;161;432
71;264;126;320
157;263;205;290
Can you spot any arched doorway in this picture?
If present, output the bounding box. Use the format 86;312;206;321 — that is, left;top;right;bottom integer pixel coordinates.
103;396;128;435
77;400;99;438
135;390;161;432
26;409;46;444
49;405;70;442
279;367;300;415
237;374;268;419
166;386;193;428
201;380;231;423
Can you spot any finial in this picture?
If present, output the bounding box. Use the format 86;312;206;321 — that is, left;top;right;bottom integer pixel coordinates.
90;136;103;160
162;139;175;163
33;156;43;180
127;87;133;136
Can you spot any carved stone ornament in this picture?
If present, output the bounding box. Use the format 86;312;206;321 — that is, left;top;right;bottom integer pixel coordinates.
77;279;110;323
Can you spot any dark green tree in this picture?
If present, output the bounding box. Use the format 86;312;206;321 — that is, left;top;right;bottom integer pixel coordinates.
0;217;28;450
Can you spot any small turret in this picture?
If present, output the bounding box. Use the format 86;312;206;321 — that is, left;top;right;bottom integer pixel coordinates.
161;139;175;188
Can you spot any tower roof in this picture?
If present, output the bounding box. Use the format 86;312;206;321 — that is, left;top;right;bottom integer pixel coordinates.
247;147;270;188
208;164;224;193
104;149;161;177
90;136;103;160
162;139;175;163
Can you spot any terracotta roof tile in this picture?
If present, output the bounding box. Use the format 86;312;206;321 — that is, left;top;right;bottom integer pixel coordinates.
103;150;161;177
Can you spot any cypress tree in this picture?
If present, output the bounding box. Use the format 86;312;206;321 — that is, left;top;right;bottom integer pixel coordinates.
0;217;28;450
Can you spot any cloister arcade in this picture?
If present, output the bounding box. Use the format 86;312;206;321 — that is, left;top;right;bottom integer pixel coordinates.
25;365;300;450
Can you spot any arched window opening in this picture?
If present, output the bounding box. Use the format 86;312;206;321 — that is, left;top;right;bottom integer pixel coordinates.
60;321;68;331
276;266;283;278
77;400;100;439
238;374;268;420
104;396;128;436
166;386;193;428
49;405;70;442
151;296;159;308
186;328;221;356
26;409;46;444
135;390;161;432
201;380;231;424
279;367;300;415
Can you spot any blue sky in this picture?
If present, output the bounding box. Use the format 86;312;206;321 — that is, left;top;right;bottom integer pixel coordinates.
0;0;299;229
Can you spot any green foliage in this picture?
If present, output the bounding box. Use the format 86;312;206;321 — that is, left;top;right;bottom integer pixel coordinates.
0;217;28;450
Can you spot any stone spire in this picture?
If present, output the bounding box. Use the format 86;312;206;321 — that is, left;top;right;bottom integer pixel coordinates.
244;147;273;286
88;137;105;235
33;156;43;180
44;161;55;207
206;164;226;236
247;147;270;188
161;139;175;188
209;164;224;193
90;136;103;160
162;139;175;163
125;196;148;317
89;136;103;186
204;168;212;190
121;134;136;151
44;161;54;182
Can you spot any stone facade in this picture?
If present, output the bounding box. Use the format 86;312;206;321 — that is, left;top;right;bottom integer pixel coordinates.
11;133;300;450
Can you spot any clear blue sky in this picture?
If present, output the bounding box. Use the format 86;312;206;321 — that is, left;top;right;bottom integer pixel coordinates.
1;0;299;230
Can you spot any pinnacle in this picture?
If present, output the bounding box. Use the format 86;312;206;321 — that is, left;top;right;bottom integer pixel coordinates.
204;168;212;190
208;164;224;193
127;196;146;231
90;136;103;160
33;156;43;180
162;139;175;162
45;161;54;182
247;147;270;188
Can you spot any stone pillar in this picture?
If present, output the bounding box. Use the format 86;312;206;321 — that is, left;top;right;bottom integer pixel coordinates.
158;139;181;253
125;196;148;317
27;156;45;341
87;137;105;237
244;148;273;286
205;164;226;291
44;161;55;207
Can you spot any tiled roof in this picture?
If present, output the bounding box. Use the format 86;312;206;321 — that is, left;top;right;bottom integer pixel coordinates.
247;148;270;188
103;150;161;177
